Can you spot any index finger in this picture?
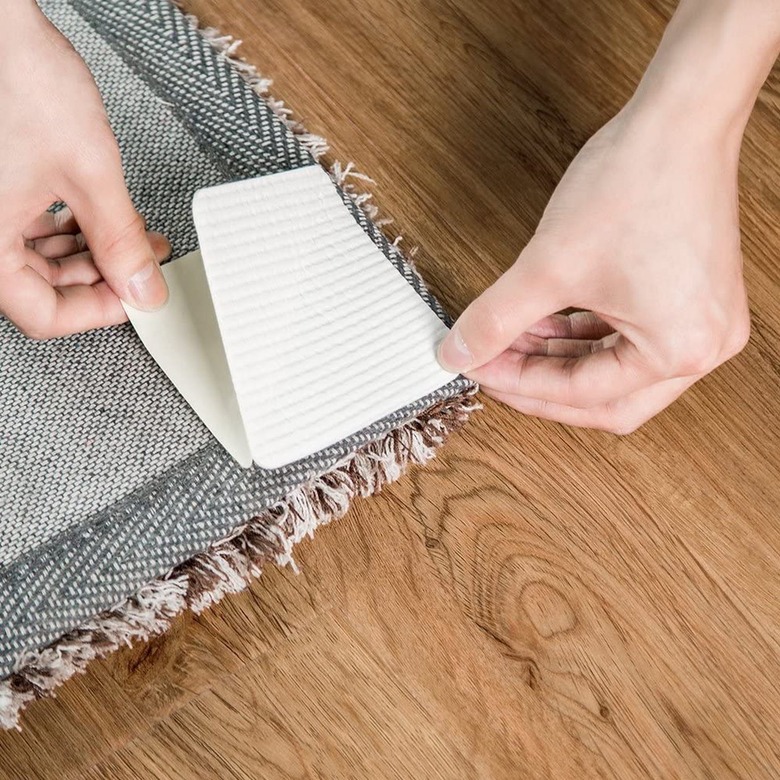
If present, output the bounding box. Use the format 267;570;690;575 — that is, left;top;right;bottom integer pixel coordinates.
438;241;568;373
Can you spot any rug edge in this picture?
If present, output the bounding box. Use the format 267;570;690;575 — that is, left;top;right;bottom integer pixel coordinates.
0;4;479;732
0;392;478;732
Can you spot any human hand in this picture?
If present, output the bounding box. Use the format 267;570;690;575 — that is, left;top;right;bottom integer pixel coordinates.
437;107;749;434
438;0;780;433
0;1;170;340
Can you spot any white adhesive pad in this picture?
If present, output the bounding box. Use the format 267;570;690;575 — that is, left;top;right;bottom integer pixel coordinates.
126;165;456;469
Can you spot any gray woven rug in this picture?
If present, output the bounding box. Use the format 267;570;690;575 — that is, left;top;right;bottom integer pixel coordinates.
0;0;476;730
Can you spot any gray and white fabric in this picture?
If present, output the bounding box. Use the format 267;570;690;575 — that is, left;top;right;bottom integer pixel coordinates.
0;0;470;679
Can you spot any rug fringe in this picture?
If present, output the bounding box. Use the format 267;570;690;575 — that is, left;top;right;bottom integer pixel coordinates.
0;393;477;731
0;576;190;731
176;5;410;238
177;5;435;272
0;2;480;731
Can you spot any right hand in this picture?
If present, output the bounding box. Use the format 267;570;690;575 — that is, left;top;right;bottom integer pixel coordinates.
437;0;780;434
0;1;170;340
438;104;750;434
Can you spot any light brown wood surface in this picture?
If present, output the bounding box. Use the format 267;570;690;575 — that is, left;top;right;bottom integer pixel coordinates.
2;0;779;777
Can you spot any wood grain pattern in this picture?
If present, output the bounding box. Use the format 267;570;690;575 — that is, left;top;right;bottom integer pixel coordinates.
2;0;779;777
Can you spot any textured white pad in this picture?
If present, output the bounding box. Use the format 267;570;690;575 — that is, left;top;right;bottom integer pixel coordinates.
182;165;456;468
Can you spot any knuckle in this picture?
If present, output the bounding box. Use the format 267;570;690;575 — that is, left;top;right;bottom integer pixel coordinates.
723;317;750;357
668;328;720;376
47;258;63;286
598;402;646;436
18;320;56;341
675;354;714;377
606;420;642;436
662;306;751;376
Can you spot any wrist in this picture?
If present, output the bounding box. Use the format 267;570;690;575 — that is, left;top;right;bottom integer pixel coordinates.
628;0;780;146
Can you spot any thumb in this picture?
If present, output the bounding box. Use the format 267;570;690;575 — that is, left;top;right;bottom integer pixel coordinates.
64;149;169;310
437;242;564;373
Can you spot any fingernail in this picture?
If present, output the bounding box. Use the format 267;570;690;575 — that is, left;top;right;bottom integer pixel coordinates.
127;262;168;311
438;326;472;373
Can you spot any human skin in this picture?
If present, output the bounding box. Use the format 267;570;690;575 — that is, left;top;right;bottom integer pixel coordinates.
438;0;780;433
0;0;170;339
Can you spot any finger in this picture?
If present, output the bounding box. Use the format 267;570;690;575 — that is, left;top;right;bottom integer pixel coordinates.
509;331;619;357
467;334;656;408
525;311;615;341
25;232;86;259
484;373;700;434
438;242;566;373
0;250;125;338
31;252;102;287
26;230;169;286
51;253;102;287
145;231;172;262
23;206;79;240
63;145;170;310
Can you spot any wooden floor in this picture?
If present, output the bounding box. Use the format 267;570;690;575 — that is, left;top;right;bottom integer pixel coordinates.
3;0;780;777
